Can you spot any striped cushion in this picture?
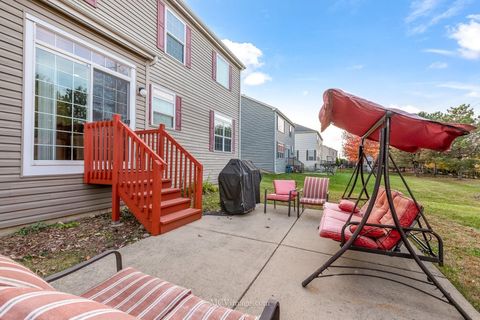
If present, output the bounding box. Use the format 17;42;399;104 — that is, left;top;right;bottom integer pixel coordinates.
81;267;191;319
0;255;54;290
0;286;135;319
302;177;329;200
299;197;326;205
163;294;257;320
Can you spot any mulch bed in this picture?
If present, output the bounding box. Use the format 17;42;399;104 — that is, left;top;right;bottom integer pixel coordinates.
0;210;147;277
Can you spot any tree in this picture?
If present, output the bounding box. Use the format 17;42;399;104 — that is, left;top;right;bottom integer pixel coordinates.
342;131;379;162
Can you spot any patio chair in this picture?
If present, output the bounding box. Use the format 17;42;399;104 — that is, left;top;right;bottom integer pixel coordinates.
0;251;280;320
298;177;329;213
264;180;298;217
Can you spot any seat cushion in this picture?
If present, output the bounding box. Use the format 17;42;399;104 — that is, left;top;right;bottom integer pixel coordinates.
338;200;360;213
300;197;326;205
318;214;378;249
0;286;136;319
266;193;295;201
273;180;296;195
303;177;329;199
0;255;55;290
162;294;257;320
81;267;191;319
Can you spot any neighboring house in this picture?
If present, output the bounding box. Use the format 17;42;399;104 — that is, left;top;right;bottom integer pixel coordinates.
240;95;295;173
294;124;323;171
321;145;338;163
0;0;244;229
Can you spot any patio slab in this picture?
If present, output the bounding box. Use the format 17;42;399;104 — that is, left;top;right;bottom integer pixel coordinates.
51;205;478;319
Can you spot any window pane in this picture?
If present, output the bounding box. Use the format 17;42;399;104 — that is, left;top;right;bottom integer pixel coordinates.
36;80;55;99
215;123;223;136
74;43;91;60
35;96;55;114
34;145;54;160
214;136;223;151
153;97;174;116
224;125;232;138
56;35;73;53
36;63;55;83
166;34;184;63
166;10;185;43
224;138;231;152
73;147;84;160
55;131;72;146
35;129;55;145
92;51;105;66
92;69;130;122
216;56;229;88
153;113;174;128
36;27;55;46
55;146;71;160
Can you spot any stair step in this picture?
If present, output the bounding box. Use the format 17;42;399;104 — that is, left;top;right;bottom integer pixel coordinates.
160;207;202;224
121;178;171;187
159;208;202;233
132;187;181;198
161;197;191;208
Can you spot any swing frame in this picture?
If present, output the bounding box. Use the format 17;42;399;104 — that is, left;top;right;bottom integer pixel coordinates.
302;113;472;320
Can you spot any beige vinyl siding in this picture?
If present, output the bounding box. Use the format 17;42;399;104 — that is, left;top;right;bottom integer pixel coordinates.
0;0;148;228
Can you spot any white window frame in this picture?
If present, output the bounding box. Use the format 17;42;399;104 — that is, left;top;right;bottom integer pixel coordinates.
277;116;285;133
151;85;176;129
214;112;232;152
276;142;285;159
165;8;186;65
215;53;230;89
22;15;136;176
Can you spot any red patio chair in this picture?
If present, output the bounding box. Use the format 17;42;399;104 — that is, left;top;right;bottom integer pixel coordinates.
264;180;298;217
299;177;329;213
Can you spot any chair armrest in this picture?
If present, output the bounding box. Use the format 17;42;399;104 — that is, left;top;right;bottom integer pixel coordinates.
259;299;280;320
44;250;122;283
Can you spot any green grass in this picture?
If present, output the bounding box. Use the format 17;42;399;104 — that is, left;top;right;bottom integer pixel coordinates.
203;169;480;310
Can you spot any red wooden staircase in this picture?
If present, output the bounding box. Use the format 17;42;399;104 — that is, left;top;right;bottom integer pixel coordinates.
83;115;203;236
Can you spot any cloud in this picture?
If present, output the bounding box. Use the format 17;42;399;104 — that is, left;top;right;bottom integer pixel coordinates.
428;61;448;69
222;39;271;86
423;48;456;56
406;0;469;34
348;64;364;70
244;72;272;86
438;82;480;97
302;90;309;96
389;104;422;114
449;16;480;59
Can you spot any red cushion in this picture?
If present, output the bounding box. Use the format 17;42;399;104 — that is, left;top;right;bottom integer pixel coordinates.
273;180;296;195
350;224;387;238
338;200;360;213
266;193;296;201
323;208;362;222
0;255;55;290
300;197;325;205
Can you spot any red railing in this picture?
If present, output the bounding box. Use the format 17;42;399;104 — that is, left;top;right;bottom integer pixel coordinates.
84;115;167;235
136;125;203;210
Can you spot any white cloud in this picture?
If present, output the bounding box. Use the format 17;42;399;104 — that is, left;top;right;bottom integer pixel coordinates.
349;64;364;70
428;61;448;69
449;16;480;59
389;104;422;114
406;0;468;34
222;39;271;86
438;82;480;97
423;48;456;56
244;72;272;86
467;14;480;20
302;90;309;96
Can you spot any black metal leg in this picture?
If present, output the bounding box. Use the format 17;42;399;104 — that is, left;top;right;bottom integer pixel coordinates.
288;200;291;217
274;200;276;209
264;189;267;213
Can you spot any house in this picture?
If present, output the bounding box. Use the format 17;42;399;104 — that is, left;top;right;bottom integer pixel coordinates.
240;95;295;173
321;145;338;163
0;0;244;230
294;124;323;171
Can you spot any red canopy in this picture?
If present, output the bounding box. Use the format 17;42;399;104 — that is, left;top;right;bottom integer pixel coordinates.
319;89;475;153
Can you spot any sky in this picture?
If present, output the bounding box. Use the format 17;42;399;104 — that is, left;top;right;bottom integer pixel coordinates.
186;0;480;155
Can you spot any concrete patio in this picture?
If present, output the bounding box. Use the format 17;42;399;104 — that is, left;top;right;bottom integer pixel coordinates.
52;206;478;319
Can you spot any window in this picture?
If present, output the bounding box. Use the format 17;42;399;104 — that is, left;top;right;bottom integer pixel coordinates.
152;86;175;128
216;54;229;88
214;113;232;152
306;150;316;161
23;15;135;176
289;125;293;137
277;116;285;133
277;143;285;159
165;9;186;64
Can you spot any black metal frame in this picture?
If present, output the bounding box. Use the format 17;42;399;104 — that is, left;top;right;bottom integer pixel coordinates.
264;188;298;218
45;250;280;320
301;114;472;320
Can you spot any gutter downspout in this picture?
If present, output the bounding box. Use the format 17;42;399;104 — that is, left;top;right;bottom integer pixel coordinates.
273;111;277;174
145;56;160;129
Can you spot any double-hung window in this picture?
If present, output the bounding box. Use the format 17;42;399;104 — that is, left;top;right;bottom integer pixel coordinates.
306;150;316;161
214;114;232;152
166;9;186;64
277;143;285;159
277;116;285;133
23;15;136;176
152;86;175;128
215;54;229;88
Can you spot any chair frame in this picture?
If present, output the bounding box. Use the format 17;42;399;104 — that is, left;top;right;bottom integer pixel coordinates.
45;250;280;320
302;114;471;320
264;184;298;217
297;183;329;214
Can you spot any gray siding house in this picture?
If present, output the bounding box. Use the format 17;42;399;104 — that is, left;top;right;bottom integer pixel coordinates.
241;95;295;173
0;0;244;229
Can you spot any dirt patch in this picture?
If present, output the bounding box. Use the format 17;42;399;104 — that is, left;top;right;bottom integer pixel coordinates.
0;209;146;277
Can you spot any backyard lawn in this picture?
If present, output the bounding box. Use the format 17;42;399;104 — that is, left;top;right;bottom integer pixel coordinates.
204;170;480;310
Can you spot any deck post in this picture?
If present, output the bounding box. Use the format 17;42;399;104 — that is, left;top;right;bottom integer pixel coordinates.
111;115;122;222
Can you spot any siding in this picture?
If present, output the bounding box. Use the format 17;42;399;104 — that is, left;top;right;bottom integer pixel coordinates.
295;132;321;170
0;0;240;228
65;0;241;184
240;96;275;172
275;113;295;173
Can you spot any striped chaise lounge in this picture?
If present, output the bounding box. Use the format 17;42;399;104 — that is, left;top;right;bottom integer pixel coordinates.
298;177;329;213
0;251;279;320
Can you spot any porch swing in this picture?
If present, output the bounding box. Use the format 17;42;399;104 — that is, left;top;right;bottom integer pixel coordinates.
302;89;476;319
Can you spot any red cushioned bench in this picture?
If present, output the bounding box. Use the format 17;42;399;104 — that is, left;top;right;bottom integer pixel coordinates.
0;252;279;320
319;187;420;250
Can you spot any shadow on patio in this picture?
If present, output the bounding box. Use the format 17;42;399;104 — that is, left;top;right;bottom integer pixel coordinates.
51;205;478;320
